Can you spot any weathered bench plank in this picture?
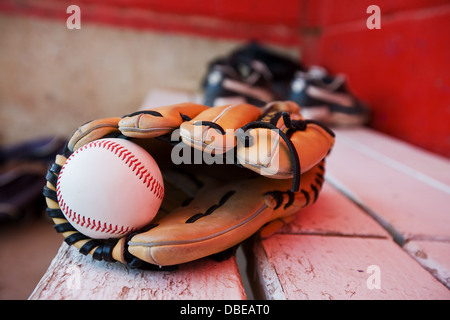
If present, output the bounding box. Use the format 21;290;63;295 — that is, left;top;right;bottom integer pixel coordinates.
29;242;246;300
324;127;450;290
403;240;450;289
333;128;450;186
246;125;450;299
245;181;392;300
276;182;390;238
326;128;450;242
250;234;450;300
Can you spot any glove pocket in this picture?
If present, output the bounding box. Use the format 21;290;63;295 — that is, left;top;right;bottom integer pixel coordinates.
127;179;281;266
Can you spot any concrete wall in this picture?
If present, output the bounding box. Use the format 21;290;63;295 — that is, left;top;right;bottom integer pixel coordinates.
0;14;299;145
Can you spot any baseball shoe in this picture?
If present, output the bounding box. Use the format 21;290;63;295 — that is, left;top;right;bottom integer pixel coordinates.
288;66;370;126
202;42;304;107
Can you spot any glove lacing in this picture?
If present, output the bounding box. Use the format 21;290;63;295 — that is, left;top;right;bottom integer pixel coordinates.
239;111;334;209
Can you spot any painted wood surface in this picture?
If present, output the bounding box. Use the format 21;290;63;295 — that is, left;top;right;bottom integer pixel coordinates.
248;125;450;299
29;242;246;300
403;240;450;289
331;128;450;185
276;182;390;238
251;234;450;300
326;128;450;243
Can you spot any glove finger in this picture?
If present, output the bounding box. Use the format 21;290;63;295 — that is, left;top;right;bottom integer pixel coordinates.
179;103;262;154
119;102;209;138
67;117;121;152
236;101;334;188
127;160;325;266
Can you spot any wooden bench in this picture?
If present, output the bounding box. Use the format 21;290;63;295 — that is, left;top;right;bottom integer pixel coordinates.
29;242;246;299
30;89;450;300
246;126;450;299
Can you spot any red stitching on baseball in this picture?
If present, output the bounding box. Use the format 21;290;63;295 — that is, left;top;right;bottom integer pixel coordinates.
57;195;135;236
56;139;163;237
64;139;163;198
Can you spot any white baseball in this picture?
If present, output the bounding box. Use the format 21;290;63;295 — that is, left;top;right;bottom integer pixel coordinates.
56;138;164;239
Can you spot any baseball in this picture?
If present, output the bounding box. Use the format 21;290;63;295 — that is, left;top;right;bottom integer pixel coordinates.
56;138;164;239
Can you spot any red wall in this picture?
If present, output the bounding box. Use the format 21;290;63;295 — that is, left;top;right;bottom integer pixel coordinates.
300;0;450;158
1;0;449;157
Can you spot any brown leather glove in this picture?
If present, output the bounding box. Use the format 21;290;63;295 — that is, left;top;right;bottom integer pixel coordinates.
43;101;334;268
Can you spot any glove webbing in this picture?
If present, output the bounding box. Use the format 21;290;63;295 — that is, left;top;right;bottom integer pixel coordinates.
240;111;334;193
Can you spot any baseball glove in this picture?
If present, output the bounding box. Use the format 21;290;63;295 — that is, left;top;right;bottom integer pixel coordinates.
43;101;335;268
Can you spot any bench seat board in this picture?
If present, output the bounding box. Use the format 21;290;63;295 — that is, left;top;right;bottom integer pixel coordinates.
247;125;450;298
250;234;450;300
276;183;390;238
29;243;246;300
403;239;450;289
326;128;450;242
332;128;450;185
